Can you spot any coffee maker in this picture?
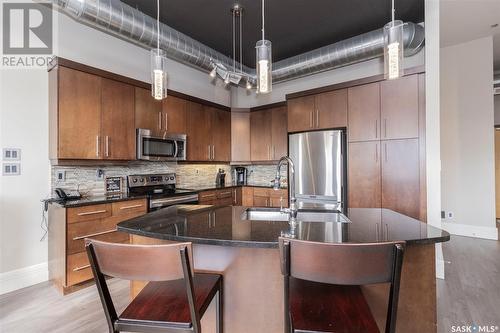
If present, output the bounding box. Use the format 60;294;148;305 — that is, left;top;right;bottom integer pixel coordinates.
233;167;248;185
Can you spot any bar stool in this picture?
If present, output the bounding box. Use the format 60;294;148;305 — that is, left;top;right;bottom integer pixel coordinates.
86;239;223;333
279;238;405;333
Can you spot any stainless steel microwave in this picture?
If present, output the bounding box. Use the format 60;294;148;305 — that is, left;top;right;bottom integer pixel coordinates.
136;129;187;161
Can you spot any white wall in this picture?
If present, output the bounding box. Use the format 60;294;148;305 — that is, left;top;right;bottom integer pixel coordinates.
231;51;425;108
440;37;497;240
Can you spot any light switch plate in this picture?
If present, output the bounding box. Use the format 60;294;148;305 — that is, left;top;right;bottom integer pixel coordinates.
3;148;21;161
3;163;21;176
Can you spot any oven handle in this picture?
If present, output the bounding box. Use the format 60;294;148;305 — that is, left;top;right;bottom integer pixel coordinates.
150;194;199;208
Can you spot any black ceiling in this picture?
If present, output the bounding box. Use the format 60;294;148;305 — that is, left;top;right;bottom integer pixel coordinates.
121;0;424;67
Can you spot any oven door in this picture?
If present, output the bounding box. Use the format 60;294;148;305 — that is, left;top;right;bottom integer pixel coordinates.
137;129;186;161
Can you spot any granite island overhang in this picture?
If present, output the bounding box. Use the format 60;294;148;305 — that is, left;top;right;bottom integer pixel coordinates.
118;205;450;333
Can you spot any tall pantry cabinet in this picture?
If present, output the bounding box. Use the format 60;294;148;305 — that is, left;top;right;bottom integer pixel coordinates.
347;74;425;220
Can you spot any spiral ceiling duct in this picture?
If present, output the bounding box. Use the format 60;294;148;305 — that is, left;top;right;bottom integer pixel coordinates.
50;0;425;85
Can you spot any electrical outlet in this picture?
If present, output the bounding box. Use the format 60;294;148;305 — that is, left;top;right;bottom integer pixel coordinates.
96;169;105;180
441;211;446;219
448;212;454;219
55;169;66;182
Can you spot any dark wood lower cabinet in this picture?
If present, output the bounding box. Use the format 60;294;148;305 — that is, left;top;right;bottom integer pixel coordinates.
381;139;420;219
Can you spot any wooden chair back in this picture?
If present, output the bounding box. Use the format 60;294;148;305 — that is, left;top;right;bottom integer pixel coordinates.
279;238;405;333
86;239;193;281
85;239;199;333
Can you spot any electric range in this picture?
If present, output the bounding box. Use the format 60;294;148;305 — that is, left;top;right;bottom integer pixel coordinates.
127;173;198;211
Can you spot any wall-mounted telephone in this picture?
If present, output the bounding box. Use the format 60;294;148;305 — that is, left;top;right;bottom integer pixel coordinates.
54;188;81;201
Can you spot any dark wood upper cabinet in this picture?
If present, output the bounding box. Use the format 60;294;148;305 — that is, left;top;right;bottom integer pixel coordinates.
57;67;102;159
101;79;136;160
134;87;162;132
380;75;419;140
163;95;187;134
186;102;211;161
287;95;315;132
287;90;347;133
347;82;380;142
381;138;420;219
348;141;381;208
315;89;347;129
212;108;231;162
186;103;231;162
250;109;273;161
250;106;287;162
271;106;288;160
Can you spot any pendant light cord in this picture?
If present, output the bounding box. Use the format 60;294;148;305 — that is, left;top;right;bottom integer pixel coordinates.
261;0;265;41
233;10;236;71
240;9;243;73
157;0;160;51
391;0;395;24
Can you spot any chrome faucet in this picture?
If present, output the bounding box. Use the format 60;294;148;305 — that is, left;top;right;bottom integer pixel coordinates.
274;156;298;222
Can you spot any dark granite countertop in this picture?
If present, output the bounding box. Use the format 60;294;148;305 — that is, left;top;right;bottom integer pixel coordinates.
117;205;450;248
52;193;147;208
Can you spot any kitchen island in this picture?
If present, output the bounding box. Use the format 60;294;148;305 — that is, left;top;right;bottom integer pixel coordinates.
118;205;449;333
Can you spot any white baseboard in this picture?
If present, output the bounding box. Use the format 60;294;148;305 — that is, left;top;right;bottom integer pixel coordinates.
441;222;498;240
0;262;48;295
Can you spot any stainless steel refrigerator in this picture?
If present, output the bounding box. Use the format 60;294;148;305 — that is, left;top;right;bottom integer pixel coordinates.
288;130;346;212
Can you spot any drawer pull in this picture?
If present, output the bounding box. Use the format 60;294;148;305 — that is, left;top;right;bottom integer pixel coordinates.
73;264;90;272
202;194;216;198
219;191;232;196
77;209;107;216
73;228;117;241
119;204;143;210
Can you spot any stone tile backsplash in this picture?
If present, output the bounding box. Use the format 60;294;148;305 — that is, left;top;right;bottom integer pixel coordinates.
51;162;287;197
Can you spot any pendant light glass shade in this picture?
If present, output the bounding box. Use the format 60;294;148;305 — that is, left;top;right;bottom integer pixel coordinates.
256;39;272;94
383;20;404;80
151;48;168;100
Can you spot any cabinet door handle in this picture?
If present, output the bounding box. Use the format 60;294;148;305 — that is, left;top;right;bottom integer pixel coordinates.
77;209;107;216
158;112;162;130
119;204;144;210
73;264;91;272
73;228;117;240
165;113;168;131
105;136;109;157
309;111;313;128
375;143;378;162
96;136;100;157
233;189;237;204
212;145;215;160
316;109;319;128
375;119;378;138
208;145;211;160
384;143;388;162
384;118;387;138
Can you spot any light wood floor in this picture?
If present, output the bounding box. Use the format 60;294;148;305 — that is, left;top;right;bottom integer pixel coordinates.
1;235;499;333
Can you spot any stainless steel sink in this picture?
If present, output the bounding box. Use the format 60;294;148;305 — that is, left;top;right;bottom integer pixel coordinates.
241;208;351;223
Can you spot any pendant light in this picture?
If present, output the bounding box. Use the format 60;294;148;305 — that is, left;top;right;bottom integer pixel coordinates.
256;0;272;94
151;0;167;100
383;0;404;80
